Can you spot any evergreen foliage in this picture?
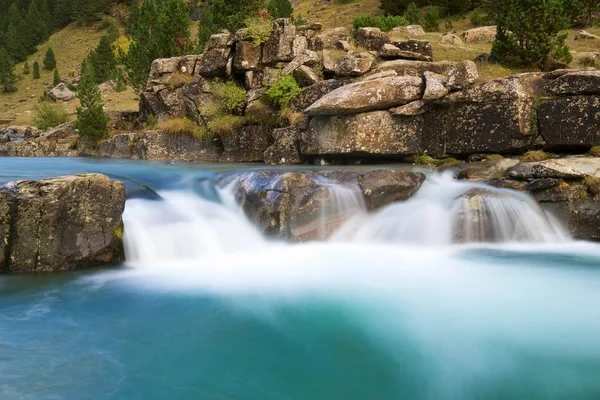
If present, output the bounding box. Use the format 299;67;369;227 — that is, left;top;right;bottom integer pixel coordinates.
196;5;216;53
89;35;117;83
32;60;40;78
76;61;108;141
265;75;302;110
491;0;572;66
126;0;191;91
53;68;61;86
23;61;30;75
422;7;440;32
43;47;56;70
404;3;422;25
0;48;18;93
352;15;408;31
33;101;69;129
268;0;293;19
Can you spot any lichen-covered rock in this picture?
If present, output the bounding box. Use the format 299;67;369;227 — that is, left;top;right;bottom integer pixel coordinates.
262;18;304;65
302;111;423;156
135;130;222;162
305;76;423;116
313;27;350;50
146;55;200;87
200;33;233;77
546;71;600;95
390;100;430;116
333;52;374;77
574;30;600;40
507;159;588;180
379;44;432;61
371;60;478;89
95;133;144;159
355;27;390;51
538;96;600;148
569;199;600;240
290;79;346;111
282;50;319;74
390;25;425;37
0;134;79;157
233;29;262;71
392;40;433;59
293;65;321;87
263;125;305;165
462;26;497;43
48;83;76;102
0;174;125;273
422;71;449;100
451;159;520;180
219;125;273;162
441;33;464;47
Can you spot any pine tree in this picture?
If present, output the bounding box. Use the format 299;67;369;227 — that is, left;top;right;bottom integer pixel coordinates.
5;23;27;61
196;3;216;53
27;0;49;45
91;36;117;83
268;0;293;19
32;60;40;78
422;7;440;31
23;61;30;75
53;68;61;86
210;0;265;33
156;0;191;56
491;0;571;66
404;3;422;25
76;61;108;142
0;48;18;93
43;47;56;70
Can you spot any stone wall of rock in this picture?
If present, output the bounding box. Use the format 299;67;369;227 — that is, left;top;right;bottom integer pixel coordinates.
0;174;125;273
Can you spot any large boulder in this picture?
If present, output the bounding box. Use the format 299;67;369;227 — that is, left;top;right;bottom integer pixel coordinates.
538;96;600;149
569;199;600;240
146;55;199;87
379;44;432;61
0;174;125;273
200;33;233;77
305;76;423;115
219;125;273;162
390;25;425;37
333;52;374;77
507;159;587;180
134;130;222;162
462;26;497;43
293;65;321;87
263;125;305;165
290;79;346;111
423;78;536;156
302;111;423;156
262;18;305;65
224;169;425;241
574;30;600;40
441;33;464;47
233;29;262;71
546;71;600;96
48;83;76;102
312;27;350;50
371;60;478;90
392;39;433;59
355;27;390;51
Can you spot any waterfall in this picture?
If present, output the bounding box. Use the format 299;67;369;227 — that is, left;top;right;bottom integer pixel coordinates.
122;172;569;266
333;173;568;245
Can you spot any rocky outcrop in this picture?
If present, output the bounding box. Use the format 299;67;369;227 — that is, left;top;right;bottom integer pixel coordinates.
574;30;600;40
390;25;425;37
0;174;125;273
223;169;425;241
200;33;233;77
441;33;464;47
371;60;478;90
462;26;497;43
538;96;600;149
546;71;600;95
355;27;390;51
48;83;76;102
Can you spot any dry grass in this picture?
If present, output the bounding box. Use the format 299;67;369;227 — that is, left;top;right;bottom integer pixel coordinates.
414;154;461;166
167;72;194;89
0;18;138;127
292;0;382;29
207;115;246;136
521;150;552;162
583;176;600;196
589;145;600;157
157;117;209;140
484;154;504;161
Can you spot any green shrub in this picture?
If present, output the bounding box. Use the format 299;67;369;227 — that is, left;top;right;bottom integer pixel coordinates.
43;47;56;70
157;117;209;140
583;176;600;196
352;15;408;32
33;102;69;130
244;15;273;46
265;75;303;110
484;154;505;162
413;155;460;166
521;150;552;162
422;7;440;32
589;145;600;157
212;79;247;114
404;3;422;25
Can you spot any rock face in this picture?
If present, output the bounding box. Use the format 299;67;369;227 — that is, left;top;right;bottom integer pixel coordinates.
48;83;76;102
546;71;600;95
305;76;424;115
441;33;464;47
371;60;478;89
390;25;425;37
355;27;390;51
200;33;233;77
538;96;600;149
462;26;497;43
0;174;125;273
224;169;425;241
575;30;600;40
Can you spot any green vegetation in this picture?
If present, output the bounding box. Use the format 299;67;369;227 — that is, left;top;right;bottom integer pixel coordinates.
265;75;303;110
53;68;61;86
404;3;422;25
352;15;408;31
492;0;572;67
422;7;440;32
33;101;69;129
207;114;246;136
414;155;461;166
87;36;117;84
521;150;552;162
484;154;505;162
157;117;209;140
0;48;18;93
589;146;600;157
167;72;194;90
43;47;57;70
22;61;30;75
583;176;600;196
76;62;108;142
32;61;40;79
245;15;274;46
268;0;294;19
211;80;248;114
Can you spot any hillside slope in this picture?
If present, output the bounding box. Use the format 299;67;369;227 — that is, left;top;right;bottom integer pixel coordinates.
292;0;382;28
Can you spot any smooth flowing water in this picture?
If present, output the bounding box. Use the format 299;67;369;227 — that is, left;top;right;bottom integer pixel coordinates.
1;158;600;400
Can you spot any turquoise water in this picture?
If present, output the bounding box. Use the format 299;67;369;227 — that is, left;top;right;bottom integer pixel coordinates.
1;158;600;400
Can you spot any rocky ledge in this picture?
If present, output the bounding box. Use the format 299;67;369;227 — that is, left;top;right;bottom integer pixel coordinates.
0;174;125;273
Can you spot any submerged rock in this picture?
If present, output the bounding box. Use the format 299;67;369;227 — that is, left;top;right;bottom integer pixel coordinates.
0;174;125;273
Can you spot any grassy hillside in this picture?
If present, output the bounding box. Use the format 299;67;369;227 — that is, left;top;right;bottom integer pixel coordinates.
292;0;383;28
0;20;138;127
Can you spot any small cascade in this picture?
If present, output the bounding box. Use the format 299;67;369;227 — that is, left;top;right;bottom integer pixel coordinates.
315;178;367;240
332;172;568;245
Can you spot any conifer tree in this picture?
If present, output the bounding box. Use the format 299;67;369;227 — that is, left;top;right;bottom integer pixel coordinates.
422;7;440;31
268;0;293;19
210;0;265;33
491;0;571;66
196;4;216;53
0;48;18;93
76;61;108;141
53;68;60;86
157;0;191;56
23;61;30;75
5;23;27;61
43;47;56;70
27;0;49;45
404;3;422;25
32;60;40;78
91;36;117;83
